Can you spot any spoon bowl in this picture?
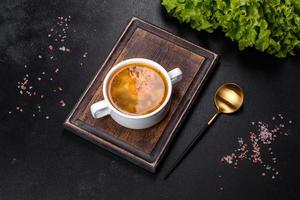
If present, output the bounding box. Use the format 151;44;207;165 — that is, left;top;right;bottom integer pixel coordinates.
215;83;244;114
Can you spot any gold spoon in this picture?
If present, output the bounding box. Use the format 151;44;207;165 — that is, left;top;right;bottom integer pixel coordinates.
164;83;244;179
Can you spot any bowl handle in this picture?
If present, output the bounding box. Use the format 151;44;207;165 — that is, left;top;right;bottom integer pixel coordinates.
90;100;111;119
168;68;183;85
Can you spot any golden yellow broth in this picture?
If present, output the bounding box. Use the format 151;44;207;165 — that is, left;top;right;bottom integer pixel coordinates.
108;64;168;115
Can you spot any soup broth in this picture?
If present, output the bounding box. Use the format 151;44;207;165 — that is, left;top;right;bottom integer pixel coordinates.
107;63;168;115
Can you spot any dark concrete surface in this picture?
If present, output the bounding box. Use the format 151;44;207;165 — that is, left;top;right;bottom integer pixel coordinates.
0;0;299;199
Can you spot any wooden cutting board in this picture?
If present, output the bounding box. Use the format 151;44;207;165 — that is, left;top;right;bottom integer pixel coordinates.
63;17;219;172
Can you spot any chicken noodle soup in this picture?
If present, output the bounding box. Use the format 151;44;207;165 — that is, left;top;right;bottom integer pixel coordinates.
108;63;168;115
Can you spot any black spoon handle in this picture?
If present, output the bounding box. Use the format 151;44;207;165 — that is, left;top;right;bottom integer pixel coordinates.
164;123;210;179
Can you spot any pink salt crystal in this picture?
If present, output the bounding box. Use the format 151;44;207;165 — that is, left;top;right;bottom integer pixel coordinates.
238;137;244;145
59;46;66;51
59;100;66;107
48;45;53;50
221;153;236;164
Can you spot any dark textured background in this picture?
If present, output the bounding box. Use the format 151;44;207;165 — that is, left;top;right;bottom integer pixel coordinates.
0;0;299;199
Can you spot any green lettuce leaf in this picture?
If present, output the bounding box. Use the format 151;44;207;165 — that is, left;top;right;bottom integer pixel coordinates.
162;0;300;58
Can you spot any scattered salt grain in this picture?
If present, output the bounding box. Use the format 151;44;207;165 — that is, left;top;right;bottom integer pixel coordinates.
238;137;244;145
59;99;66;107
38;55;42;59
48;45;53;50
58;46;71;52
83;52;88;58
59;46;66;51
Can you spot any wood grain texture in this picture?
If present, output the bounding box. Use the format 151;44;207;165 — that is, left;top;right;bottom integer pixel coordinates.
64;17;219;172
